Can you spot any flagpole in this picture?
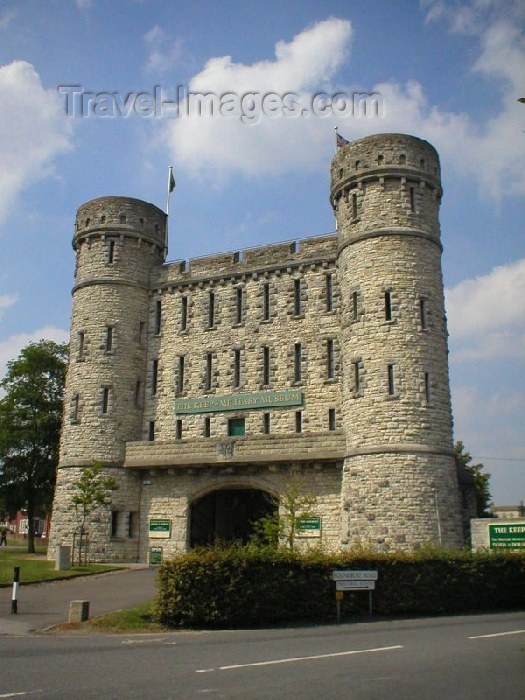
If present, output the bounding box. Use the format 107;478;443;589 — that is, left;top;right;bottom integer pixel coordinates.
165;166;174;259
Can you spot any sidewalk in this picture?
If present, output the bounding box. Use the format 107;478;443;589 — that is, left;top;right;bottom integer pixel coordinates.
0;566;157;635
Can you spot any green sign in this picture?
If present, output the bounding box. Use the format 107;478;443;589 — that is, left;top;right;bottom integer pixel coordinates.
296;516;322;537
149;547;163;566
489;523;525;551
174;389;303;415
149;519;171;539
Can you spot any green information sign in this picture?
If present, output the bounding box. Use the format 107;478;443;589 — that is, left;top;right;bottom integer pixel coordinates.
174;389;302;415
149;547;163;566
149;519;171;539
296;516;322;537
489;523;525;551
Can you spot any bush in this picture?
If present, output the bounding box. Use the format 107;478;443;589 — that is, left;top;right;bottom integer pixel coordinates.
154;545;525;628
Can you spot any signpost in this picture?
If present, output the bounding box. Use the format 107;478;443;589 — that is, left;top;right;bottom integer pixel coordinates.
336;580;375;591
296;516;322;538
332;570;378;622
149;519;171;539
149;546;163;566
489;524;525;551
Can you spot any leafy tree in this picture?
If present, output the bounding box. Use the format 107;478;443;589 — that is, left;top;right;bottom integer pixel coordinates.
253;478;317;551
71;462;118;564
0;340;67;552
455;441;492;517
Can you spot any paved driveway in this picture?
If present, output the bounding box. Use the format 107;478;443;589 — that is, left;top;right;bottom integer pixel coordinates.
0;567;157;635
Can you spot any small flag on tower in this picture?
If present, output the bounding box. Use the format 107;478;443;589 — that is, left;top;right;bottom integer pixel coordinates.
335;129;349;149
168;167;176;194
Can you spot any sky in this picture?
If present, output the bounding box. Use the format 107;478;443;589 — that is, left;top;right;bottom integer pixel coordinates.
0;0;523;505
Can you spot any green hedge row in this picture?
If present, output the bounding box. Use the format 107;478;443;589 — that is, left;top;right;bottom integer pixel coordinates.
154;546;525;628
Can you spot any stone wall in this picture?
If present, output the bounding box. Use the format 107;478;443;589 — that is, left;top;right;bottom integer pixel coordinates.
144;234;342;441
138;463;342;561
332;133;463;550
49;466;141;562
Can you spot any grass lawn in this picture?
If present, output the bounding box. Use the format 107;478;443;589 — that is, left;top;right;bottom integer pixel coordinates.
0;544;118;586
90;601;164;633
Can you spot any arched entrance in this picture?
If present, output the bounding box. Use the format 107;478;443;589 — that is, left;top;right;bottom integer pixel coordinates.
189;488;276;547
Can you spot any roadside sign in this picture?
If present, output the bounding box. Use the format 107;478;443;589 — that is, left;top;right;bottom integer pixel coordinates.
336;580;376;591
335;591;344;600
149;546;163;566
332;570;378;581
489;524;525;551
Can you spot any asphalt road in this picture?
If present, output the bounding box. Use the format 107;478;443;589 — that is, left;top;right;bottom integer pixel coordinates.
1;611;524;699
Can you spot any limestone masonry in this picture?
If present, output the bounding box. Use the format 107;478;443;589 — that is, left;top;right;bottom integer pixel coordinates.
49;133;473;563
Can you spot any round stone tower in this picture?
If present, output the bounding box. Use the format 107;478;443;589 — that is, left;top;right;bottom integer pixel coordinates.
331;133;463;550
49;197;166;561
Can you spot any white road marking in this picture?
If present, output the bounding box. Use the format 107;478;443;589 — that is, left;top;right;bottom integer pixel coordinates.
121;637;172;645
469;629;525;640
0;692;42;698
196;644;403;673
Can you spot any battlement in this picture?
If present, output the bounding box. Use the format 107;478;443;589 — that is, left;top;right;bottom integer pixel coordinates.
331;133;441;207
74;196;167;250
155;232;338;287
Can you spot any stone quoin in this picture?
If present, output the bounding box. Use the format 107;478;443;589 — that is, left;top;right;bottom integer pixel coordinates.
49;133;470;562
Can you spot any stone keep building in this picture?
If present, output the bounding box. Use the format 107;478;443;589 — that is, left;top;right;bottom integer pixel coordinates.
49;133;467;563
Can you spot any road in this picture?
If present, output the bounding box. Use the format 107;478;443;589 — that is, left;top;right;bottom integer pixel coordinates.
0;611;524;698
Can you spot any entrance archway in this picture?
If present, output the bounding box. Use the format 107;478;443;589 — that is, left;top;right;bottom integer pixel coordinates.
189;488;276;547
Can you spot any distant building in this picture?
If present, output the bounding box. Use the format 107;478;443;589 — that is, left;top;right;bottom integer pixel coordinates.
49;133;471;563
491;503;525;519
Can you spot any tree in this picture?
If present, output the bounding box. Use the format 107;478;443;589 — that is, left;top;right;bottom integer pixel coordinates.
455;441;492;517
71;462;118;564
253;478;317;551
0;340;67;552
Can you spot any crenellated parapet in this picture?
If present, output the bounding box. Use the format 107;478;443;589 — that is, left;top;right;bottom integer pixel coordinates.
153;233;338;290
331;134;443;250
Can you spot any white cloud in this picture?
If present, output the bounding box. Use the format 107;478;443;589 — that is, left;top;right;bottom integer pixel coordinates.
144;25;184;73
0;61;72;225
162;11;525;199
0;326;69;382
164;18;352;179
0;293;18;317
75;0;92;9
446;258;525;360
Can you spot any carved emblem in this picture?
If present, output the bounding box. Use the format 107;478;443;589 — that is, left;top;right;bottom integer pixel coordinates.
217;439;235;459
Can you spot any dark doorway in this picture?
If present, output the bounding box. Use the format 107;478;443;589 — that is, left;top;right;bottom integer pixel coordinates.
189;488;275;547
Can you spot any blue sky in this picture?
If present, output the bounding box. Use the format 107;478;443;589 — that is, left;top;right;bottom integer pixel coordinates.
0;0;523;505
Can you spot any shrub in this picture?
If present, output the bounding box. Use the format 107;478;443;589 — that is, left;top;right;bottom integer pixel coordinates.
154;545;525;628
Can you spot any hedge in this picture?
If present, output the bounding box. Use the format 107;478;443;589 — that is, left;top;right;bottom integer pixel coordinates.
154;546;525;628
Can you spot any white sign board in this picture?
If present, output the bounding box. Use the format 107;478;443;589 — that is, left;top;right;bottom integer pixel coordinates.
336;580;376;591
332;570;378;581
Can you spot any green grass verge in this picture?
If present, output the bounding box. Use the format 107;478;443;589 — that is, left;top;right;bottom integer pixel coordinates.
0;546;117;586
90;602;164;633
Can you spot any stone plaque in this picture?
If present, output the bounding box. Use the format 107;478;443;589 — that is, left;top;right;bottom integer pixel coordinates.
174;389;303;415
